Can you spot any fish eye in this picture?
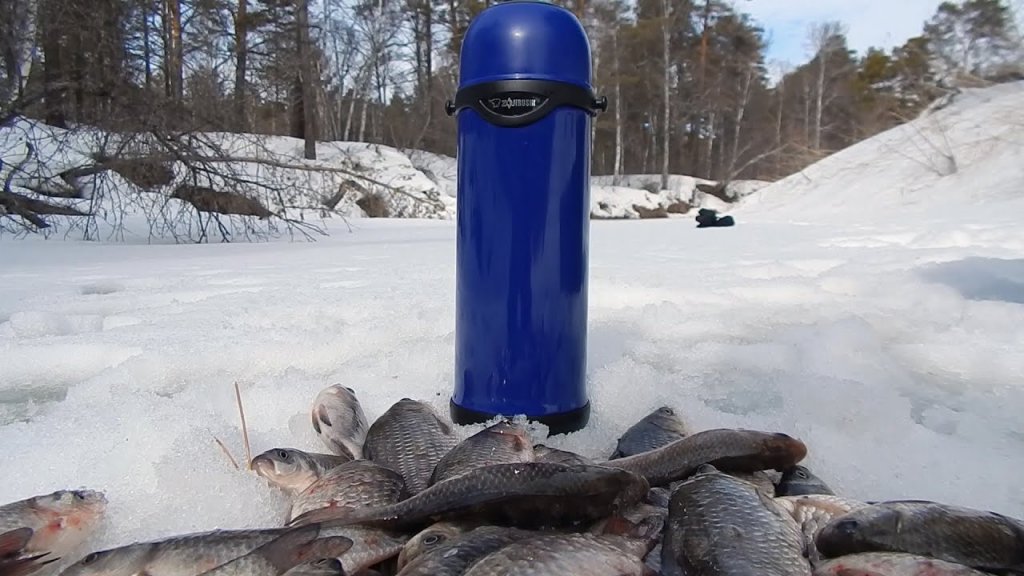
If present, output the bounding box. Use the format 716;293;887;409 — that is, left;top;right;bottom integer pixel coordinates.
81;552;99;565
345;387;355;394
659;407;674;415
422;534;443;546
73;491;88;500
276;450;291;461
795;469;808;479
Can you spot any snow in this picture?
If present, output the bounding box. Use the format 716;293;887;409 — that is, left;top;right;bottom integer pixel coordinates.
2;81;1024;569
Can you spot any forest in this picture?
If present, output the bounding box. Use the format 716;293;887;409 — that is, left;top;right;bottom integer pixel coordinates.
0;0;1021;235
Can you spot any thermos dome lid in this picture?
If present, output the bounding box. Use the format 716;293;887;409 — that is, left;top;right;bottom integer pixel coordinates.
458;0;592;89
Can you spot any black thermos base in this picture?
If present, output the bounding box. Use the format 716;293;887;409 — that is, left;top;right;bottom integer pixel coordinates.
450;399;591;436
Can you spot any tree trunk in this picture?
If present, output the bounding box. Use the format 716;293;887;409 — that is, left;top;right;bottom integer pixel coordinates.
296;0;316;159
164;0;183;100
613;27;622;179
234;0;248;130
660;0;670;191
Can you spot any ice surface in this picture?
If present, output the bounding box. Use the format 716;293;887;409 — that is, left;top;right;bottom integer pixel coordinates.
1;82;1023;573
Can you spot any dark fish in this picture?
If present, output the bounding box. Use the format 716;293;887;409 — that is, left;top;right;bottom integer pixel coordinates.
812;552;994;575
604;428;808;487
396;522;477;571
815;500;1024;573
610;406;690;459
57;527;299;576
776;465;835;497
533;445;592;466
395;525;538;576
251;448;353;496
280;558;346;576
429;420;534;485
289;460;407;523
661;465;811;576
363;399;459;495
726;470;780;495
311;385;369;460
288;462;649;532
196;525;354;576
774;495;869;566
461;516;662;576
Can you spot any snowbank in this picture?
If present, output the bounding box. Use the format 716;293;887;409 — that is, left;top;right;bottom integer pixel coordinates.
738;81;1024;222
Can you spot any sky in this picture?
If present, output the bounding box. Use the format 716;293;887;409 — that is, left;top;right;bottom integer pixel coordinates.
731;0;945;70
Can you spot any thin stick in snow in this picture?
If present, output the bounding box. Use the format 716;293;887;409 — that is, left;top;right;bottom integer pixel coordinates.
235;381;253;470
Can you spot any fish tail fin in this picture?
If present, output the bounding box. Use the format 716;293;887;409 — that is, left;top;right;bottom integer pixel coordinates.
248;524;325;572
293;536;355;565
0;552;61;576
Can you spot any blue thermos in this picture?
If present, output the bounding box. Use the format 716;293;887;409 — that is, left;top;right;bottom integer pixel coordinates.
446;0;606;435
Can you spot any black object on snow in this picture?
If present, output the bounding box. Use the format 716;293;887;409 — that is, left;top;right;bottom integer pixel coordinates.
695;208;735;228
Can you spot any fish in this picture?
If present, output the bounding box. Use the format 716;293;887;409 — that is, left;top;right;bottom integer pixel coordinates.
610;406;690;459
814;500;1024;574
644;487;671;509
812;552;995;575
1;527;58;576
395;522;477;571
312;385;370;460
775;465;836;497
533;445;593;466
429;420;535;485
251;449;353;496
288;462;649;532
57;527;300;576
774;494;869;566
394;525;538;576
460;516;662;576
726;470;780;495
661;465;812;576
0;489;107;561
317;526;408;575
195;525;353;576
289;460;407;523
280;558;346;576
362;399;459;495
603;428;808;487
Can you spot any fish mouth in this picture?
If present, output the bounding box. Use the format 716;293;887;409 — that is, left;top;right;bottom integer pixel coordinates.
764;433;808;468
250;456;277;478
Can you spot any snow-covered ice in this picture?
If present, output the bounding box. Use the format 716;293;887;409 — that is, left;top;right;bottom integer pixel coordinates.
1;82;1024;569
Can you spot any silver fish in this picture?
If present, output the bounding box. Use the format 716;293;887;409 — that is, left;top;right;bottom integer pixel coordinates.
812;552;995;575
661;465;811;576
0;489;107;561
57;528;297;576
312;385;370;460
252;449;353;496
362;399;459;495
815;500;1024;573
288;463;649;532
604;428;808;487
289;460;407;523
195;525;353;576
429;420;534;485
610;406;690;459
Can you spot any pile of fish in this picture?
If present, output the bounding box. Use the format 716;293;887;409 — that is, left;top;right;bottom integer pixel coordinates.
2;385;1023;576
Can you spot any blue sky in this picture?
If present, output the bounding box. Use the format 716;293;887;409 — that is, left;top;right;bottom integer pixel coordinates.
731;0;945;68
